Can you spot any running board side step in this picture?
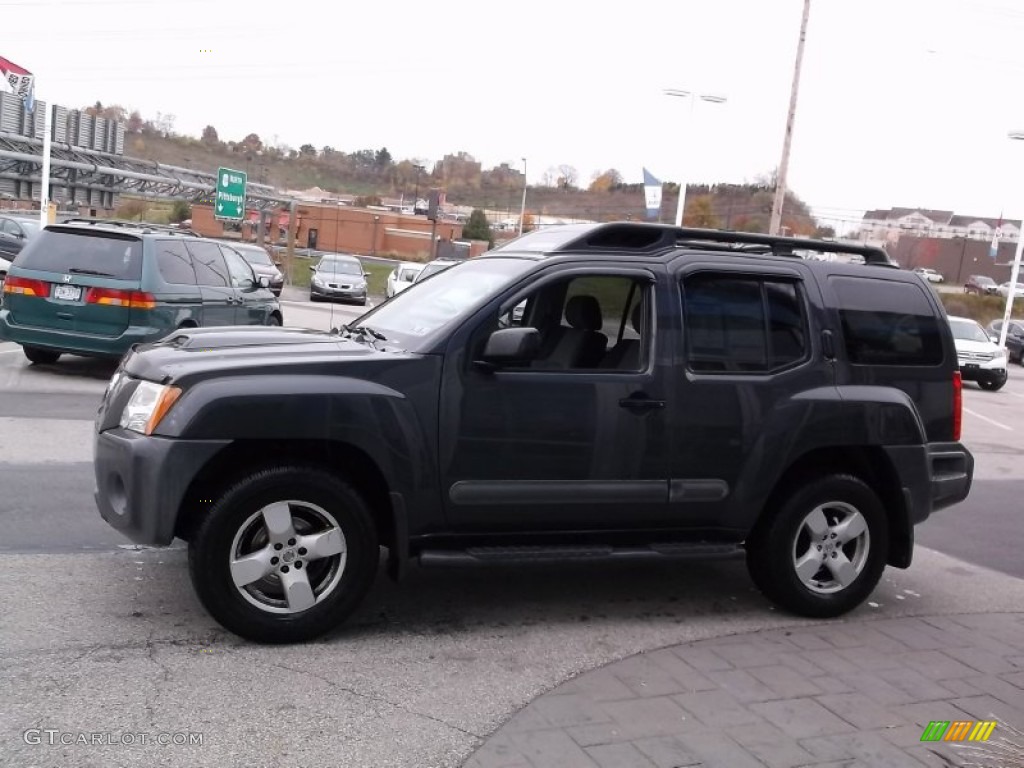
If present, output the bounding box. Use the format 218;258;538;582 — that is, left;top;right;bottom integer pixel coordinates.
418;543;743;567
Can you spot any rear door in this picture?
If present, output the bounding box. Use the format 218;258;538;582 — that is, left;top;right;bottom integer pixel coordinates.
4;227;142;336
185;241;236;326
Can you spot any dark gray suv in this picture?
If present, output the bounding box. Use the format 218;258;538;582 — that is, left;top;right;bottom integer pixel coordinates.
93;223;973;643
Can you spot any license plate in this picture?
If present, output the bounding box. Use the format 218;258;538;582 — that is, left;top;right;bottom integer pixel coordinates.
53;284;82;301
961;363;979;369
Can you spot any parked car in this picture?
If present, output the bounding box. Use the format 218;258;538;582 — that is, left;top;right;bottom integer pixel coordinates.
385;262;425;298
912;267;944;283
996;281;1024;299
964;274;998;295
412;257;461;284
0;222;282;364
309;254;367;305
985;319;1024;364
230;243;284;297
948;315;1007;391
0;215;42;285
92;222;973;643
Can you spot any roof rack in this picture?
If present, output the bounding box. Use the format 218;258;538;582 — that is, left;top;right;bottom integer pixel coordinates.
498;222;893;266
59;217;201;237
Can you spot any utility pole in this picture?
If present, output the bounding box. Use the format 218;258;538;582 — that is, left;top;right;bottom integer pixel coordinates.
769;0;811;236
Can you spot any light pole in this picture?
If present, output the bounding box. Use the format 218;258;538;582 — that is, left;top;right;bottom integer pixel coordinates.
998;131;1024;350
769;0;812;235
663;89;727;227
518;157;528;236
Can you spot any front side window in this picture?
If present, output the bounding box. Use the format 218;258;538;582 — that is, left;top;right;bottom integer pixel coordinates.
682;274;807;373
221;246;256;287
830;275;943;366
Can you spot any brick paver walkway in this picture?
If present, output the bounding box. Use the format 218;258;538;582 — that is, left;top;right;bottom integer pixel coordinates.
465;614;1024;768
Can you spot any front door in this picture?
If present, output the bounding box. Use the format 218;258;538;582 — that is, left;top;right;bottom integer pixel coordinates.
221;245;270;325
439;266;671;531
186;241;236;326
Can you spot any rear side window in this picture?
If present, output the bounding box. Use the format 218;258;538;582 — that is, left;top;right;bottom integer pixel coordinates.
14;229;142;280
830;276;943;366
186;242;230;287
682;274;808;373
155;240;196;285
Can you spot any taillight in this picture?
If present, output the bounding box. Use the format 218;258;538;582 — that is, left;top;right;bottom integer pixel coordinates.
952;370;962;441
85;288;156;309
2;276;49;297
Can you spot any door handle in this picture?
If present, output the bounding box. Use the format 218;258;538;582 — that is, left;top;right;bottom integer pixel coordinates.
619;394;666;411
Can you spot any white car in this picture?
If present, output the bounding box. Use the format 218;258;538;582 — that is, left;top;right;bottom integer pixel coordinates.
913;267;944;283
996;281;1024;299
385;263;425;298
948;315;1008;391
0;253;11;286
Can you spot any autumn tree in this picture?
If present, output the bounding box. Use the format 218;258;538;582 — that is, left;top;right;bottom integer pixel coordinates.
240;133;263;153
588;168;623;193
169;200;191;223
683;195;720;228
201;125;219;146
557;164;578;191
299;144;316;156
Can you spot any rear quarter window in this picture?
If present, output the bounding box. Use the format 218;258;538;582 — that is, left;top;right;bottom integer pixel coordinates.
830;275;944;366
14;229;143;280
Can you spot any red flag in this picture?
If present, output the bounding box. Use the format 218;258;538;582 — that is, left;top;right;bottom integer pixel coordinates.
0;55;35;112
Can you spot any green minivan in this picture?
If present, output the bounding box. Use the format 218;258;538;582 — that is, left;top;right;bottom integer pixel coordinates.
0;223;283;364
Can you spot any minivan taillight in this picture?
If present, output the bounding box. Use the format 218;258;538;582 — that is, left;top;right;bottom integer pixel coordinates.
2;276;49;297
84;288;156;309
952;371;962;441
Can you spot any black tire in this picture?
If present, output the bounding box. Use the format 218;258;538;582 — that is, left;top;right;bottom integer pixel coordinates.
746;474;888;618
309;293;319;303
267;314;282;327
979;378;1006;391
23;346;61;365
188;465;379;644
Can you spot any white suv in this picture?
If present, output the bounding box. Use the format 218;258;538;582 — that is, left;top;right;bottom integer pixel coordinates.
948;315;1008;391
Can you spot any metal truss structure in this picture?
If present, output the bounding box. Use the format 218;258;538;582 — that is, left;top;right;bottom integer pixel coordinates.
0;131;292;209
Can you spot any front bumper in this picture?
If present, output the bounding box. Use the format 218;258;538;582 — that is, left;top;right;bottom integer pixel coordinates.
94;427;230;546
958;358;1007;384
310;282;367;303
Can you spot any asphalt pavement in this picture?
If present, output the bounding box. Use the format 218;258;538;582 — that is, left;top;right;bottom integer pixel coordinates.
1;322;1023;767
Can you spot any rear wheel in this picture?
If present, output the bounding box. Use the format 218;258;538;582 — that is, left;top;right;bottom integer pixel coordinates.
747;474;888;618
23;346;61;365
188;465;379;644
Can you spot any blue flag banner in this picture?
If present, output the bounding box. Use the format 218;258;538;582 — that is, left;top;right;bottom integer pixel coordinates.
643;168;662;221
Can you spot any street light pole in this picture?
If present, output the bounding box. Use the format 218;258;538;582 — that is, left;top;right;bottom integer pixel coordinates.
769;0;812;235
997;131;1024;350
518;157;528;236
663;89;727;227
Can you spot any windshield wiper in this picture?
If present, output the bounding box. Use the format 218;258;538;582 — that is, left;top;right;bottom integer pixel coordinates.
340;324;388;344
68;267;116;277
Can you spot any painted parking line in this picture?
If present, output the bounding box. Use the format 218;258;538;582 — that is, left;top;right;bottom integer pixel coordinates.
963;406;1013;431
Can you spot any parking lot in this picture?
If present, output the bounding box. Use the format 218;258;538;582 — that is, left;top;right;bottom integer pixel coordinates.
1;305;1024;767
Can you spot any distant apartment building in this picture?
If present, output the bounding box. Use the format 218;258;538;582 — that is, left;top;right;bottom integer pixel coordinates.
861;207;1021;243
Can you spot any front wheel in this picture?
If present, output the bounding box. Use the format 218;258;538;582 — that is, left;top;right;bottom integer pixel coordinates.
23;346;61;365
266;314;282;327
746;474;888;618
188;465;379;644
979;377;1006;391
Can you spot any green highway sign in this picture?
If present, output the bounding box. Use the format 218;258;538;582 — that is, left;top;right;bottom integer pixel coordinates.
215;167;246;221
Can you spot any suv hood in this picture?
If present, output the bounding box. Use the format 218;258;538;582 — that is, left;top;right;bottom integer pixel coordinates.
954;338;1000;355
122;326;388;382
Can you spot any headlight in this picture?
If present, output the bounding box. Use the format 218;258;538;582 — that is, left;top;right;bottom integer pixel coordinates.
994;348;1007;361
312;276;323;286
120;381;182;435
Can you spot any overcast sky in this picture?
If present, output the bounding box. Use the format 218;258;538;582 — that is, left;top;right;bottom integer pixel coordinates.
4;0;1024;231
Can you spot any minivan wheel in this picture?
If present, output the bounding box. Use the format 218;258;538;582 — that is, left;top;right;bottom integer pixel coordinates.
23;346;61;365
746;474;888;618
188;465;379;644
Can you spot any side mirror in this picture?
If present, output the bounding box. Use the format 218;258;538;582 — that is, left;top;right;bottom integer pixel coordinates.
258;275;270;288
990;335;1000;343
477;327;541;368
309;264;316;272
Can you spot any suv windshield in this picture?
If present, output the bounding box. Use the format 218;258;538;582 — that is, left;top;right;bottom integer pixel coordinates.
972;275;995;285
14;228;143;279
950;319;990;344
358;257;534;345
318;260;361;275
